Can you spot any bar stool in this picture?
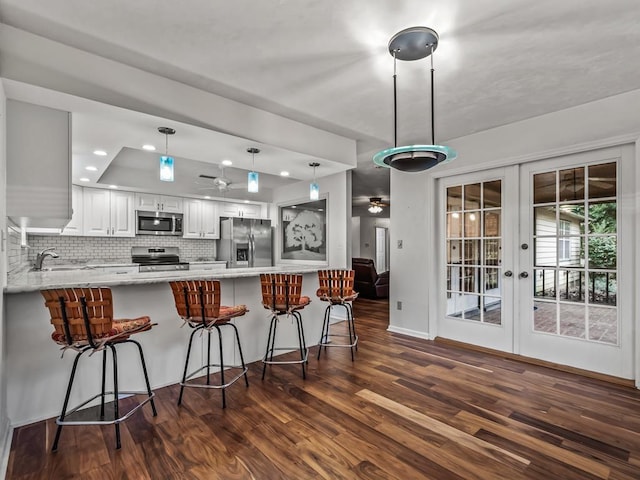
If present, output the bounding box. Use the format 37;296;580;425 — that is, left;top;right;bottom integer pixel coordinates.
169;280;249;408
260;273;310;379
316;269;359;361
41;287;157;452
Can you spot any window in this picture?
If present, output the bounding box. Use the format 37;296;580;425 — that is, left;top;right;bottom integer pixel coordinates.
559;220;571;261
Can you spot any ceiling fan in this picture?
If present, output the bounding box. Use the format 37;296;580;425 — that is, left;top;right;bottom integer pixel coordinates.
368;197;389;214
195;164;245;192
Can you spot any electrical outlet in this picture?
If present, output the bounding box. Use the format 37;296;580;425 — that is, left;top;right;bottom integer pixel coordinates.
397;301;402;310
397;239;403;249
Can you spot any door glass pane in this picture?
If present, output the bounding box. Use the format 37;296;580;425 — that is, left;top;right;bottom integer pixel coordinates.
483;297;502;324
558;236;584;267
559;303;586;338
557;270;585;302
464;240;481;265
464;295;481;321
534;269;556;299
588;236;616;269
483;181;501;208
447;213;462;237
446;179;502;325
559;167;585;201
447;240;462;264
534;206;556;235
533;301;557;333
534;237;557;267
447;186;462;211
484;239;501;266
484;211;501;237
534;171;556;204
588;306;617;344
587;272;616;306
588;163;616;199
588;201;616;234
530;162;617;345
464;212;481;236
464;184;481;209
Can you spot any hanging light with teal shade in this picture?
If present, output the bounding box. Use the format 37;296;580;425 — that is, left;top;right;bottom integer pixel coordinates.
247;147;260;193
309;162;320;200
158;127;176;182
372;27;456;172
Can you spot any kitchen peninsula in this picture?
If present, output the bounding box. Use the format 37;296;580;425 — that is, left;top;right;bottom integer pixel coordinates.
4;265;327;426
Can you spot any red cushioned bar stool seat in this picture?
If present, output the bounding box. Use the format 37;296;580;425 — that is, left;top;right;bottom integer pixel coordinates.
169;280;249;408
260;273;310;379
316;269;359;361
41;287;157;452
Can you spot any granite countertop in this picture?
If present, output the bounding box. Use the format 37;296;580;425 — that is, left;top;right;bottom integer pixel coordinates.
5;265;323;294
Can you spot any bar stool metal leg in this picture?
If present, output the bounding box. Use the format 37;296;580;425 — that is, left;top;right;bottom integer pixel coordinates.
179;327;201;405
52;349;87;452
230;323;250;387
129;339;158;416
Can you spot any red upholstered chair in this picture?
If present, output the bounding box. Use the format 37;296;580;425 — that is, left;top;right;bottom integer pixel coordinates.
316;269;359;361
169;280;249;408
260;273;310;379
41;287;157;451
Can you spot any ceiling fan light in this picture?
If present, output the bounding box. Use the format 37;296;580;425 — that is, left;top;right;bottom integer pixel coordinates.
368;205;383;214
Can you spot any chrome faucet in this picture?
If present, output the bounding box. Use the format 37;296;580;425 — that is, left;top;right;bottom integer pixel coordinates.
34;247;59;270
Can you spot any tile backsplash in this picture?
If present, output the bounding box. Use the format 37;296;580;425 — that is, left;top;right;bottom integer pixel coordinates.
7;226;27;273
27;235;217;264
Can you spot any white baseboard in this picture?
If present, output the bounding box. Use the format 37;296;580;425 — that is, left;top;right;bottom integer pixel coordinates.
0;418;13;479
386;325;433;340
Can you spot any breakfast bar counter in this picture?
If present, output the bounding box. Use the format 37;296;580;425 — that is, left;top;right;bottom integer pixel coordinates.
4;266;329;426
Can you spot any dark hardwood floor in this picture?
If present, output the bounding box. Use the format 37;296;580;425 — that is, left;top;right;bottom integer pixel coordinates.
7;297;640;479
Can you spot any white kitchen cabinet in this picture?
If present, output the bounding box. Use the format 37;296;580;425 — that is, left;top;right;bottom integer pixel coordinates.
6;100;72;228
83;188;135;237
61;185;84;236
183;199;218;239
218;202;261;218
135;193;183;213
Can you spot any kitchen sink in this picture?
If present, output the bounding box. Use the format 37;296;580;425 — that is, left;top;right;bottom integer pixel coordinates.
31;265;94;272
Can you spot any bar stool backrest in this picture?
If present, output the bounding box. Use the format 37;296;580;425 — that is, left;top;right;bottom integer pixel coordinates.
169;280;221;321
41;288;114;346
260;273;304;313
317;269;356;300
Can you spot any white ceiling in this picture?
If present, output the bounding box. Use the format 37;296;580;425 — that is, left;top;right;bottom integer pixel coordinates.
2;0;640;216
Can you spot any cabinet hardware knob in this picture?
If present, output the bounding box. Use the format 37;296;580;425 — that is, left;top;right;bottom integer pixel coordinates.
504;270;513;277
519;271;529;278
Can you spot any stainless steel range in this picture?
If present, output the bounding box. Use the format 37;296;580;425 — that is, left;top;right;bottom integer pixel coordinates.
132;246;190;272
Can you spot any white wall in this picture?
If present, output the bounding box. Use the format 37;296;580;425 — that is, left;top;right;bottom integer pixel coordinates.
0;79;11;476
271;171;349;269
358;216;390;262
390;88;640;340
351;216;361;258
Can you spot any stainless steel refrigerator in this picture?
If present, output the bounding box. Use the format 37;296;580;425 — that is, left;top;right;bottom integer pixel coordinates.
218;217;273;268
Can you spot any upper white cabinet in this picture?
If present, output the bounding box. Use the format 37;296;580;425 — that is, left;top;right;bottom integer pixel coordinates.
61;185;84;236
218;202;261;218
83;188;135;237
183;199;218;239
6;100;72;228
135;193;183;213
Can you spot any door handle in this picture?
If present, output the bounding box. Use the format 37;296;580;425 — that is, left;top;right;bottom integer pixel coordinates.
504;270;513;277
519;271;529;278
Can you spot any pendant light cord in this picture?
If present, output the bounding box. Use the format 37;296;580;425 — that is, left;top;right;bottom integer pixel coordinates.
393;50;398;148
430;44;435;146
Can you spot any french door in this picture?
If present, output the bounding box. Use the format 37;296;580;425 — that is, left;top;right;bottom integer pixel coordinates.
438;147;633;378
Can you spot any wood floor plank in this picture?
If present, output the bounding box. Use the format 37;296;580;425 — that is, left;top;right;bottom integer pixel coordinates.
7;297;640;479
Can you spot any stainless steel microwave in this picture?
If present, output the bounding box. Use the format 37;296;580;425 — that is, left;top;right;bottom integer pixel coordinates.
136;211;183;236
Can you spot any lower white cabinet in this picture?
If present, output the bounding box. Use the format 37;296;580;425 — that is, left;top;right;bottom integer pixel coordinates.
83;188;135;237
183;199;218;239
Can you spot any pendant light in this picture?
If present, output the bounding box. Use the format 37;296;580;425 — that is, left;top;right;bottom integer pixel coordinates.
309;162;320;200
372;26;456;172
247;147;260;193
158;127;175;182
